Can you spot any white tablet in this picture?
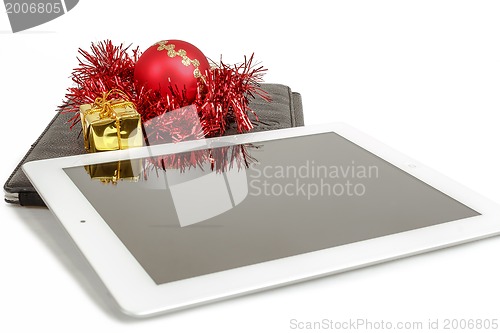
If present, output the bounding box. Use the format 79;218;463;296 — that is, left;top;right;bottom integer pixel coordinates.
22;123;500;317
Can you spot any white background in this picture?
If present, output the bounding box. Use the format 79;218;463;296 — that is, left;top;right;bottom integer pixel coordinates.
1;1;500;332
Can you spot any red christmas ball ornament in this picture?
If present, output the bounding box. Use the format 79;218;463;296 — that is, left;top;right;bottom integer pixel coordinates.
134;40;210;102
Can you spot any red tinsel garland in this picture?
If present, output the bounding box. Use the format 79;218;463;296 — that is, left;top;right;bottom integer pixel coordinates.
61;40;270;142
62;41;138;127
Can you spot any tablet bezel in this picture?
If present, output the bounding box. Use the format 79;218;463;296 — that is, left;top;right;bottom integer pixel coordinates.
22;122;500;317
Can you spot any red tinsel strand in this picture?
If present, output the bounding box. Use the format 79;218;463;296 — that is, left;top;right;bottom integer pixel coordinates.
138;67;269;181
61;40;269;172
60;40;139;127
198;54;269;137
135;53;269;139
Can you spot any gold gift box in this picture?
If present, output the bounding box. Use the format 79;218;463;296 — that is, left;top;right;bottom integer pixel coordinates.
85;159;142;184
80;102;144;153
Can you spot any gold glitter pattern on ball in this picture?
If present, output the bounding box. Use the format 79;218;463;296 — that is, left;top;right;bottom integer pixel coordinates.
156;40;203;78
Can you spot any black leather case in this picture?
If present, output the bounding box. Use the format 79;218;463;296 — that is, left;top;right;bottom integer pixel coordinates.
4;83;304;206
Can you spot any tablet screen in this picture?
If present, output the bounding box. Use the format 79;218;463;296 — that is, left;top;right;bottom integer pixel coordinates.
64;132;479;285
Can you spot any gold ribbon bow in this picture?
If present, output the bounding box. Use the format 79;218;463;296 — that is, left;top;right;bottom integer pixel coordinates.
89;89;135;119
86;89;136;150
